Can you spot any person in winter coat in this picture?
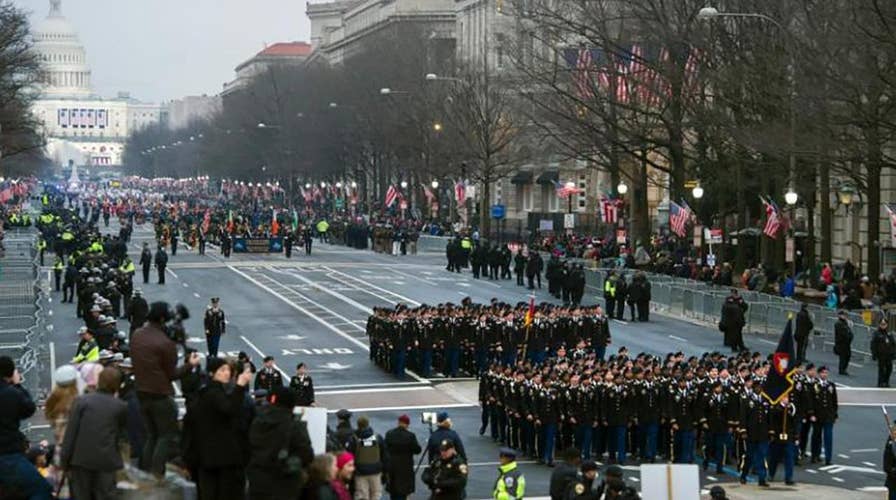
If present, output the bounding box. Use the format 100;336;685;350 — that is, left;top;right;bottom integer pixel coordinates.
794;303;814;364
186;357;252;500
720;290;748;352
883;423;896;500
871;319;896;388
614;275;628;321
127;289;148;336
306;453;351;500
384;414;422;500
60;367;128;500
247;386;314;499
834;310;854;376
349;415;389;500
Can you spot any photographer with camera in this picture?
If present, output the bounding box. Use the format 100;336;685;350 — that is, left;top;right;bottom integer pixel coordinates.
131;301;200;478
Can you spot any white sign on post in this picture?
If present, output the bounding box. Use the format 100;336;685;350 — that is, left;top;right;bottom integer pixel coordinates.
564;213;575;229
640;464;700;500
296;406;328;454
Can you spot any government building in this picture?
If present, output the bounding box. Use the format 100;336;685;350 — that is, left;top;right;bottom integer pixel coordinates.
29;0;164;169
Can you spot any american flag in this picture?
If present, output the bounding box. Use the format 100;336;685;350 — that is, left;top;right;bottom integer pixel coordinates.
574;47;594;99
762;197;782;238
600;198;620;224
454;180;466;204
384;184;400;208
552;179;581;198
680;199;698;224
669;200;690;237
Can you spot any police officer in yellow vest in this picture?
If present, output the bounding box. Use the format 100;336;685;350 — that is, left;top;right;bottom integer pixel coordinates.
493;448;525;500
41;193;49;206
37;238;47;266
604;271;618;320
53;256;64;291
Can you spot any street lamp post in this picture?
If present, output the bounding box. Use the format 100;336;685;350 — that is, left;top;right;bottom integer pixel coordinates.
785;188;799;275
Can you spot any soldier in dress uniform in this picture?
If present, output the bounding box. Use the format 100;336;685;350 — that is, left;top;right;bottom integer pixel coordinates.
635;367;661;463
740;383;771;486
668;374;700;464
810;366;838;466
768;395;798;485
288;362;315;407
422;439;468;500
537;377;560;466
254;355;283;392
603;373;630;464
701;381;736;474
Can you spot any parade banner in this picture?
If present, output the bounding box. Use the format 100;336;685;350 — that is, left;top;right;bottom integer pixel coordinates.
232;237;283;253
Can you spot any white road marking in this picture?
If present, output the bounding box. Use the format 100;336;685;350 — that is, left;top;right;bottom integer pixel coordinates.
831;477;844;483
324;267;421;305
819;465;838;471
327;402;477;413
317;386;433;396
629;477;640;483
49;341;56;379
706;476;718;482
849;362;864;368
806;469;817;474
758;339;776;345
165;267;179;279
392;281;405;285
229;266;427;384
669;335;687;342
863;461;877;467
315;381;426;390
858;486;889;492
239;335;290;380
289;272;371;314
459;283;470;287
613;320;629;326
850;449;879;453
182;282;189;287
193;292;200;298
838;454;851;459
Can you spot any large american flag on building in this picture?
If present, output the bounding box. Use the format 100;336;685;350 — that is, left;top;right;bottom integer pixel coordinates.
563;43;700;106
669;200;691;237
600;198;621;224
886;203;896;247
384;185;400;208
762;196;783;239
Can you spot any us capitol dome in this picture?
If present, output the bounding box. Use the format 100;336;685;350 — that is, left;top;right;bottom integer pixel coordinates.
31;0;92;98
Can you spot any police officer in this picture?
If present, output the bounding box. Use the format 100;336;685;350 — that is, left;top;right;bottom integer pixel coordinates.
603;272;617;319
63;261;77;303
872;319;896;387
493;448;525;500
289;362;315;406
422;439;468;500
203;297;226;358
255;355;283;392
72;327;99;364
563;460;599;500
154;246;168;284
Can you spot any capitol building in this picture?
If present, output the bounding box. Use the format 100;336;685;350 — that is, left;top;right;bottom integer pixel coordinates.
30;0;164;169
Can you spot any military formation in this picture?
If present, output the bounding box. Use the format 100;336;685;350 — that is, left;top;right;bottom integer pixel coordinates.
366;300;613;378
477;347;840;487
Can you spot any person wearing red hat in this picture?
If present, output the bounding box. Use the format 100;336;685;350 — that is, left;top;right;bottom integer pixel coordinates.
335;451;356;499
385;414;422;500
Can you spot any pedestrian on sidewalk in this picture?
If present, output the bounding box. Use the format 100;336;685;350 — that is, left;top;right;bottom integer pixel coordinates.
349;415;388;500
872;319;895;387
0;356;51;499
795;303;814;364
833;310;853;376
384;414;421;500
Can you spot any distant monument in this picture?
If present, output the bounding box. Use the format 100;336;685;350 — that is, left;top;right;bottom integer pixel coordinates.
67;159;80;191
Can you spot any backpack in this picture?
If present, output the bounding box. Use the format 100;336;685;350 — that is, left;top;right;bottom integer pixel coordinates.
354;434;381;466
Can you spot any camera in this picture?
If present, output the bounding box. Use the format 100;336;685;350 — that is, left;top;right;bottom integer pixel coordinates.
164;303;190;344
421;412;439;426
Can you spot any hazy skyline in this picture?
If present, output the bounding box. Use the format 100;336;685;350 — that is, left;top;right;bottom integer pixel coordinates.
18;0;311;103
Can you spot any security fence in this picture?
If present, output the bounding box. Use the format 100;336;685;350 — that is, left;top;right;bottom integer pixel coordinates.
0;227;49;400
582;266;884;361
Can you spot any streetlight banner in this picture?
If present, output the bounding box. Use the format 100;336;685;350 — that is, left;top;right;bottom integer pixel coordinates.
886;204;896;248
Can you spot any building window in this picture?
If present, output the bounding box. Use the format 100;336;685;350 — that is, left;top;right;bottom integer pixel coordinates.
521;185;532;211
548;186;560;212
496;34;505;69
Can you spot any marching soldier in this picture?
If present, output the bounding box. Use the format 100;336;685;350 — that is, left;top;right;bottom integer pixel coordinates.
668;374;699;464
810;366;838;466
422;440;468;500
768;396;798;485
139;242;152;284
203;297;226;358
602;373;630;464
701;381;735;474
740;384;771;487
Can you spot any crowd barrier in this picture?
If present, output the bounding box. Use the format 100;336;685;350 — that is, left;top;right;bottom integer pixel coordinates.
582;266;885;361
417;235;451;253
0;227;48;403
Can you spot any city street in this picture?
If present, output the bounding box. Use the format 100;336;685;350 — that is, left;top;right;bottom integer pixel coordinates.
38;222;893;497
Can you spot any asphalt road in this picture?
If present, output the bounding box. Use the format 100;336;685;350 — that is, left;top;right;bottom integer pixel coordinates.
38;222;893;497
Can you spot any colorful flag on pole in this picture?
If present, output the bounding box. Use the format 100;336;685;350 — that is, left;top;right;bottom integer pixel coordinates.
762;320;797;404
271;208;280;236
524;297;535;328
600;198;619;224
454;181;466;204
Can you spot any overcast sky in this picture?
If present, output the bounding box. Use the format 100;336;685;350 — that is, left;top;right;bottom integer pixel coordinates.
18;0;310;103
